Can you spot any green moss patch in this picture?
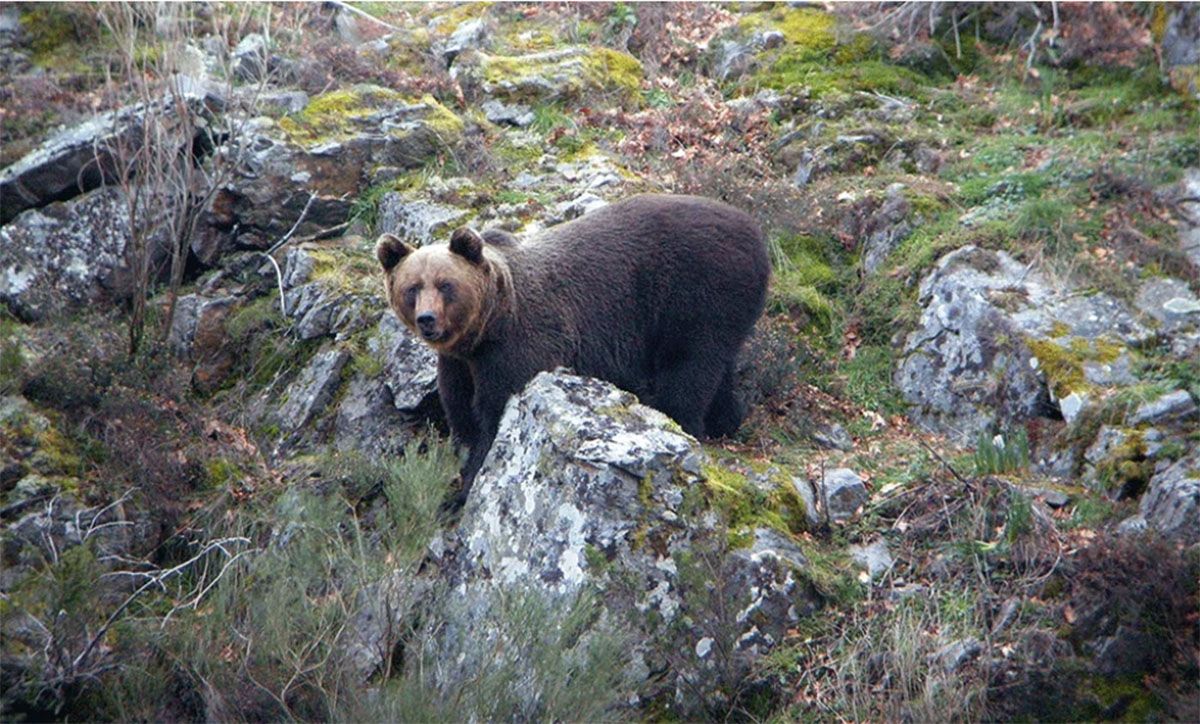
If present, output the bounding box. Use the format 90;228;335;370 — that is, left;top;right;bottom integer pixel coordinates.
482;47;643;102
739;7;836;64
1026;336;1126;399
278;85;463;149
701;462;808;547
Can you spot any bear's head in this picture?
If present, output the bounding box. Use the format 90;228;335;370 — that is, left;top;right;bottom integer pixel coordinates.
376;227;508;355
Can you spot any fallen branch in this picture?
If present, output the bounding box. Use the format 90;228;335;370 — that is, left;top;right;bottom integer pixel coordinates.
260;192;316;316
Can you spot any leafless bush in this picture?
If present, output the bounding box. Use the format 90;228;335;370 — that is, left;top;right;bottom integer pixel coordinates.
840;2;1152;70
96;2;266;356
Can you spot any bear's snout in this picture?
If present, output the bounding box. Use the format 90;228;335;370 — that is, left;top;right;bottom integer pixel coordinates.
416;312;439;339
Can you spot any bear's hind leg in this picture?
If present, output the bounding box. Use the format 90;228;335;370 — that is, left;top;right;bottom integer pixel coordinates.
703;361;744;438
651;344;727;438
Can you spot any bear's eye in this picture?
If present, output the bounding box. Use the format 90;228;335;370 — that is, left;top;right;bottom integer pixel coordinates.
437;281;454;295
404;285;419;306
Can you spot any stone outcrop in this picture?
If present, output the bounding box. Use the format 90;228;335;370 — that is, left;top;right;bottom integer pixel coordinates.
416;371;821;711
1;187;139;322
896;246;1151;442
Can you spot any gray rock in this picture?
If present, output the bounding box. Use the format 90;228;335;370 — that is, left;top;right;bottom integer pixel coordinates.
4;492;140;596
374;314;439;412
454;46;640;103
821;468;867;522
231;33;270;81
1;187;140;322
168;294;239;393
1136;277;1200;329
295;310;438;454
205;89;461;249
713;38;757;81
440;18;488;65
1083;425;1130;466
849;540;893;581
896;246;1147;444
862;184;912;274
551;192;608;223
792;476;820;526
930;638;982;674
1129;389;1198;426
791;148;820;188
1161;4;1200;71
1177;169;1200;272
0;90;222;224
276;348;349;433
812;422;853;451
480;99;535;127
1116;514;1148;536
1082;352;1136;387
258;90;310;114
427;370;819;710
342;571;430;681
1137;277;1200;357
377;193;469;246
896;247;1051;442
277;247;379;342
1139;450;1200;544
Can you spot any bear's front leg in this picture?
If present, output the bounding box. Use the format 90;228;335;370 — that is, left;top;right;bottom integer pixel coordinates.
459;366;524;486
437;355;479;448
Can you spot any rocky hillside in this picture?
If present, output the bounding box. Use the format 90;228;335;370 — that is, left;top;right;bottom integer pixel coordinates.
1;3;1198;721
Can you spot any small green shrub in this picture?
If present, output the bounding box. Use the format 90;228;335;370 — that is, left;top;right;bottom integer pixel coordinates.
973;429;1031;476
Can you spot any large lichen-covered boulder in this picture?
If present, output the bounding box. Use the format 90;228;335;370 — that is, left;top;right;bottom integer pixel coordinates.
0;89;222;224
453;47;642;104
0;186;141;322
422;371;820;712
203;85;464;251
896;246;1151;442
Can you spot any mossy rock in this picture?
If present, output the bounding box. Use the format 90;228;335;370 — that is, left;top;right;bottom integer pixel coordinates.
1026;336;1128;400
468;47;643;104
701;460;809;548
278;84;464;150
738;6;837;63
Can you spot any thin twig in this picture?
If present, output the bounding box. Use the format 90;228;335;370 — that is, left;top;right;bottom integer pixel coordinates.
265;192;317;255
917;437;972;488
259;192;317;316
72;536;250;670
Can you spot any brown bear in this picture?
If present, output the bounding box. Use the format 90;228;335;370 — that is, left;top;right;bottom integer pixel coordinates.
376;194;770;485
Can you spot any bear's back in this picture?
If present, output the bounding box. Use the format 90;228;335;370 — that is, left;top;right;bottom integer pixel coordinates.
501;195;768;387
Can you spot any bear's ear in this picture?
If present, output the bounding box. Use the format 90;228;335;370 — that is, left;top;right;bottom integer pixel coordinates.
449;227;485;265
376;233;415;271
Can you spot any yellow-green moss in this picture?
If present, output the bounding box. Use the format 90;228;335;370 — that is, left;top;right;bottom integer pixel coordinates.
483;48;643;101
1048;321;1071;338
19;5;95;72
309;246;389;296
1027;338;1087;397
425;1;492;31
833;32;877;65
1094;430;1153;495
279;85;463;148
702;463;808;548
1026;336;1127;398
204;458;243;490
739;7;836;62
582;47;643;95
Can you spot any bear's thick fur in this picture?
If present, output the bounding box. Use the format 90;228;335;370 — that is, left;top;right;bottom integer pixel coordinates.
377;194;770;484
